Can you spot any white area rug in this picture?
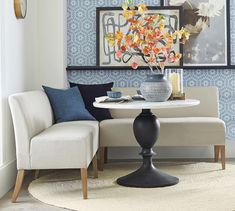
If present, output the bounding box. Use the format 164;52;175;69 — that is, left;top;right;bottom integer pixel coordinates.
28;162;235;211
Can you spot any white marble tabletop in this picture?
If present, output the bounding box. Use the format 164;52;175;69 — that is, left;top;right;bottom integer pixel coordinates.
93;99;200;110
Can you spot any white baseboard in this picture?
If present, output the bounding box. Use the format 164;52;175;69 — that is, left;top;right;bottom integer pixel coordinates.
109;140;235;160
0;160;17;199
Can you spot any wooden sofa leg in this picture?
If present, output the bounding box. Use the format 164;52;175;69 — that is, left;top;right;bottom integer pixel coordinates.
81;168;88;199
12;170;25;203
221;145;226;170
99;147;105;171
104;147;108;164
92;154;98;178
34;170;40;180
214;145;220;162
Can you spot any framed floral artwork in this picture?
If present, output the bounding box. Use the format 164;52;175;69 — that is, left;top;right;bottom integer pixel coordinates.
161;0;231;68
96;6;183;69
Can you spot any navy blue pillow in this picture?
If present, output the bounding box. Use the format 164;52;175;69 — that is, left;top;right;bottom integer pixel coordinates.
42;86;95;123
69;82;114;121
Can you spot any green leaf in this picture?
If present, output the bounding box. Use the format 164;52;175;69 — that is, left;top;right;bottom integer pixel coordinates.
122;2;128;10
159;15;165;20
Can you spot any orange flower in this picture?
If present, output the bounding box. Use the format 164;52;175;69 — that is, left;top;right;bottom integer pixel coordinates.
138;4;147;13
158;23;165;31
125;35;133;46
115;31;123;40
145;16;154;23
143;46;150;55
117;39;122;46
148;56;155;63
146;34;155;42
123;10;135;19
168;53;182;63
155;29;161;37
140;27;147;35
116;50;122;59
128;18;138;24
121;46;127;53
106;38;115;47
131;42;139;49
153;48;160;54
131;62;139;69
175;53;182;61
104;1;190;73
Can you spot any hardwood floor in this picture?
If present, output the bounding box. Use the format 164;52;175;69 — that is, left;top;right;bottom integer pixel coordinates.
0;170;66;211
0;159;234;211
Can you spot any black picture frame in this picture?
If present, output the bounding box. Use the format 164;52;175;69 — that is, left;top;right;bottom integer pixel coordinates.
161;0;233;69
66;65;235;71
96;6;183;69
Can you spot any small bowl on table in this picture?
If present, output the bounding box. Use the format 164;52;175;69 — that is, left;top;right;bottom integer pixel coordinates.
107;91;122;99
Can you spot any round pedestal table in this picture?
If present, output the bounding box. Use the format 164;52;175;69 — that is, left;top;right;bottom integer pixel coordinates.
93;99;200;188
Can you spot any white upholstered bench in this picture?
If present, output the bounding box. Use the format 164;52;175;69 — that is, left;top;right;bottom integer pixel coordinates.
99;86;226;170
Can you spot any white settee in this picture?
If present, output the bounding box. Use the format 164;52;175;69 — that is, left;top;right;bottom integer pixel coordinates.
99;86;226;170
9;91;99;201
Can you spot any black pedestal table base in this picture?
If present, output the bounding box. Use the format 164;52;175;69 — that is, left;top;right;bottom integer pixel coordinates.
116;109;179;188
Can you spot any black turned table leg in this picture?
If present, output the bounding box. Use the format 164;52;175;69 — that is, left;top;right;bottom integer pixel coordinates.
116;109;179;188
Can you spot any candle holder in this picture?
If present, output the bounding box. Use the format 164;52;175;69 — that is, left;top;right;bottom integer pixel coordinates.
166;69;185;100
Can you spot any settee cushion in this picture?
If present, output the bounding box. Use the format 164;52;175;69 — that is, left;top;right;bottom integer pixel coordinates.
100;117;226;147
43;86;95;123
70;82;114;121
30;121;99;169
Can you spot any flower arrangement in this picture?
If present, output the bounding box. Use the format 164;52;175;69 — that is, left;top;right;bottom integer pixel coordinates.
105;0;190;73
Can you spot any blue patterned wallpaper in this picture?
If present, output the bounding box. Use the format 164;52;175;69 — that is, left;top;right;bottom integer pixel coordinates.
67;0;235;141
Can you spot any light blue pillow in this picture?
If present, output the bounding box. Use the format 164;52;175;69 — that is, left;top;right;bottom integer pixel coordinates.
42;86;95;123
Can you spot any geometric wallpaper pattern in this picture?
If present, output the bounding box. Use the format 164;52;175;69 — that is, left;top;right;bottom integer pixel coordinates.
67;0;235;141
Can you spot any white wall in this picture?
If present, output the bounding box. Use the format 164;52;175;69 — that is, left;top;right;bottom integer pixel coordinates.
0;0;3;166
0;0;38;198
0;0;67;198
37;0;67;89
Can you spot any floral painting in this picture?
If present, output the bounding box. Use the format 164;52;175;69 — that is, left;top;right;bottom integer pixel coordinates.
97;7;182;68
162;0;230;67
